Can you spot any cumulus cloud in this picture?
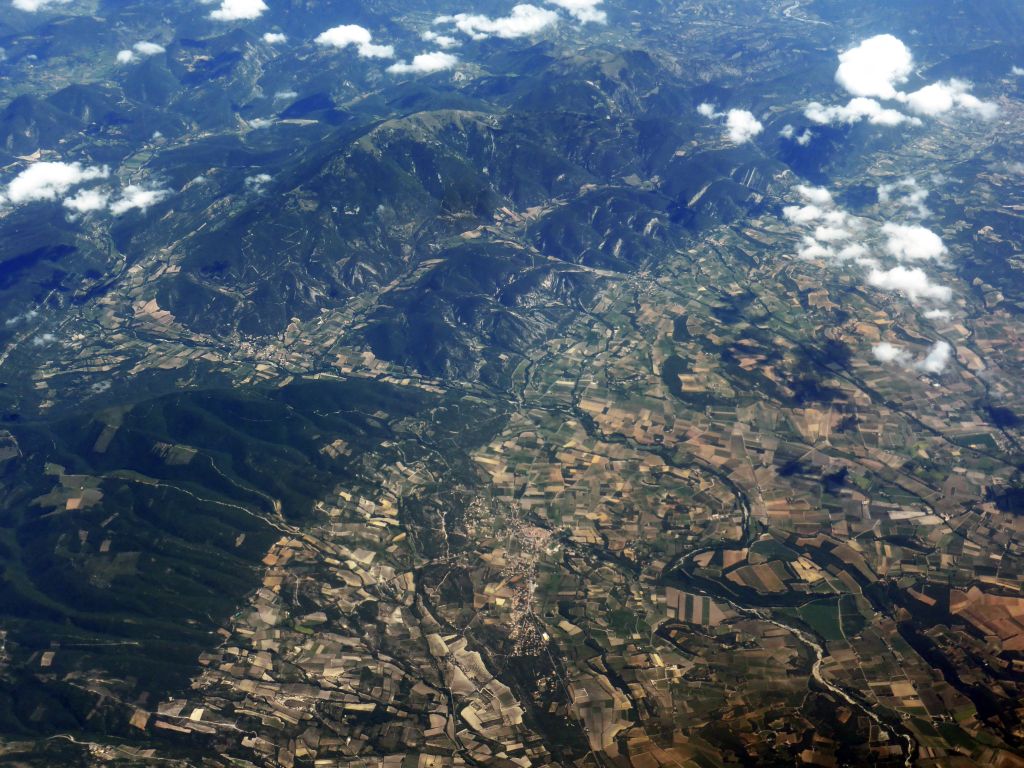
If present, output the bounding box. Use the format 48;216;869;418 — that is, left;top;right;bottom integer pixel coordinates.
116;41;165;63
780;124;813;145
434;5;558;40
422;30;458;48
872;339;952;372
725;109;763;143
698;105;763;143
315;25;394;58
878;177;929;217
916;340;952;373
872;342;911;364
248;117;273;129
805;97;919;127
867;266;952;303
133;41;165;56
901;79;998;119
4;162;109;204
882;223;946;262
783;186;838;226
274;90;298;100
387;51;458;75
835;34;913;99
546;0;606;23
810;35;997;128
210;0;267;21
262;32;287;44
781;179;956;311
63;187;110;214
784;204;824;224
924;308;950;320
795;184;832;206
1013;66;1024;77
245;173;272;193
11;0;70;10
109;185;169;215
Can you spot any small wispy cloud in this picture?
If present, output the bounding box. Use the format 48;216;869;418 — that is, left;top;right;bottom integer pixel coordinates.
421;30;459;48
109;185;169;215
244;173;272;193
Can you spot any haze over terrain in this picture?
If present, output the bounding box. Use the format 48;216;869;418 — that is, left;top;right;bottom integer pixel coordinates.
1;0;1024;766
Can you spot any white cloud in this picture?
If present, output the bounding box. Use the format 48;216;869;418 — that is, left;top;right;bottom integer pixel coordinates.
422;30;458;48
11;0;70;10
109;185;169;215
923;308;950;320
546;0;605;23
245;173;272;193
387;51;458;75
5;162;109;204
795;184;833;207
812;36;997;129
835;34;913;99
916;340;952;373
901;79;997;119
262;32;287;44
838;242;870;261
698;105;763;143
878;177;929;217
133;41;165;56
31;333;56;346
63;187;110;214
867;266;952;303
796;236;834;261
1013;66;1024;76
783;204;825;224
274;90;298;100
815;224;852;242
805;97;919;127
5;309;38;326
435;5;559;40
315;25;394;58
872;342;911;364
117;41;165;63
210;0;267;21
793;128;813;146
724;109;763;143
248;117;273;129
882;222;946;261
